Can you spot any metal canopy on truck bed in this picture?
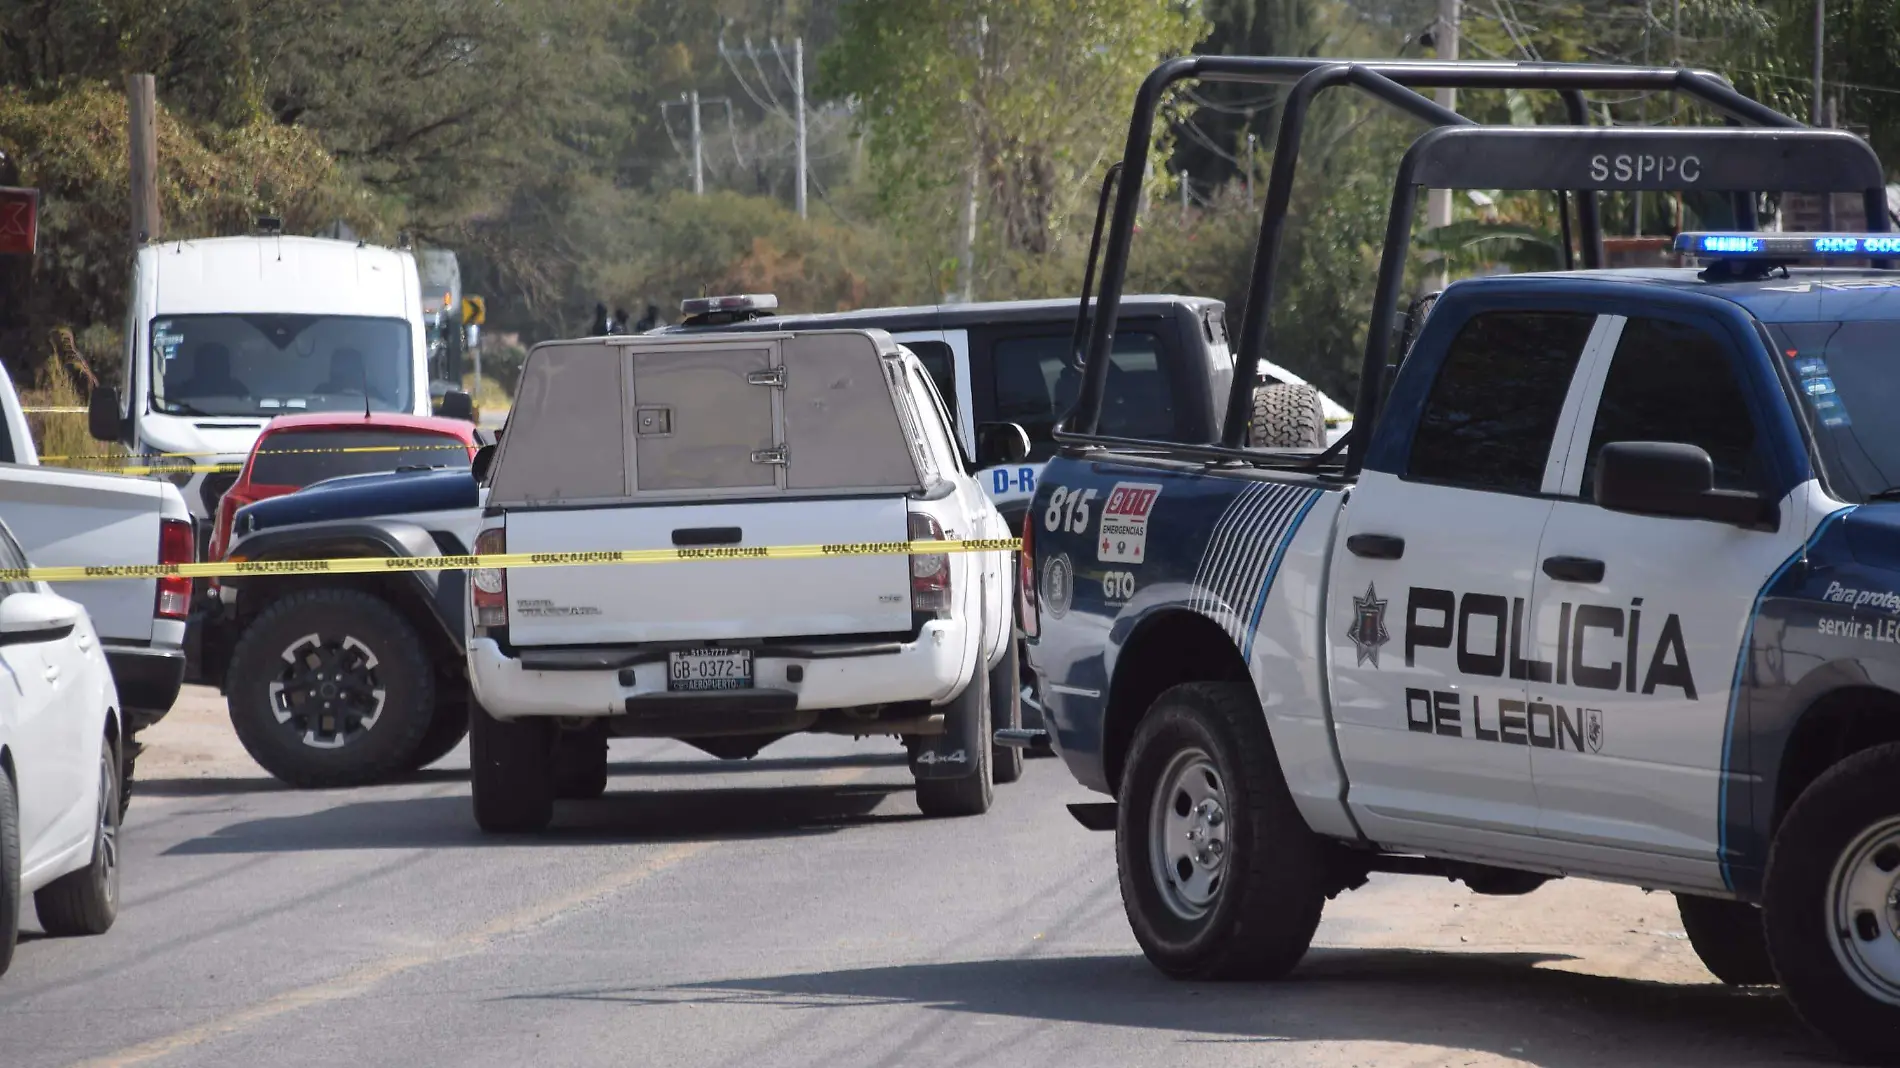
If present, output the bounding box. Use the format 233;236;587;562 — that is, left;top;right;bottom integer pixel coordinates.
1057;57;1890;476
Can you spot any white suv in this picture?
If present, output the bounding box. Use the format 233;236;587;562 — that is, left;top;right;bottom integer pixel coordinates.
466;329;1028;832
0;519;123;976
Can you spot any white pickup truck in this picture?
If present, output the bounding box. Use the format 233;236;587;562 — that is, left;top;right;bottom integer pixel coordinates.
0;362;193;808
466;329;1026;832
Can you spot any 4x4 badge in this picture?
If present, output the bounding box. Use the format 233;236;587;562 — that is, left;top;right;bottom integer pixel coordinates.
1347;582;1390;667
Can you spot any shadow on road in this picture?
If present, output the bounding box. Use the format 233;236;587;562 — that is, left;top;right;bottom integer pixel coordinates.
503;950;1823;1066
162;780;919;855
135;767;468;798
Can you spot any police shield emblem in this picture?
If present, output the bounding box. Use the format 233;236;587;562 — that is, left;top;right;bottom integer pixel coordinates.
1584;707;1605;753
1346;582;1390;667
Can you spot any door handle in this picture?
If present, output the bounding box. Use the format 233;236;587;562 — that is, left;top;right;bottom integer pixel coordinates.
1541;555;1606;584
1346;533;1405;560
43;664;59;684
671;527;743;547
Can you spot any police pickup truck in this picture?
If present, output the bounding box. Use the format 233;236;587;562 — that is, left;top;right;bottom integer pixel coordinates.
1017;56;1900;1059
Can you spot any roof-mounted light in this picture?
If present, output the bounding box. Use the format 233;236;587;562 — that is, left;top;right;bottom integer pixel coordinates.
1675;232;1900;258
680;293;778;317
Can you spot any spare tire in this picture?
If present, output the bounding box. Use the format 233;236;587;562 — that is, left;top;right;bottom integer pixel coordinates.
1249;383;1326;449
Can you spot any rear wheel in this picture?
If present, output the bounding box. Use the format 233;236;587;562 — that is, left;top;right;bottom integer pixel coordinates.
915;666;993;818
469;699;554;833
0;765;19;977
1117;682;1329;979
1676;893;1775;986
991;639;1024;786
34;736;120;937
1763;742;1900;1060
227;589;436;789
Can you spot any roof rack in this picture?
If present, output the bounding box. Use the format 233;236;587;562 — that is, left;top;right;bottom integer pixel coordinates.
1059;58;1891;477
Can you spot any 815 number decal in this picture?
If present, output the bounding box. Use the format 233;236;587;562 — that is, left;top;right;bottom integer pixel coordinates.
1044;487;1098;534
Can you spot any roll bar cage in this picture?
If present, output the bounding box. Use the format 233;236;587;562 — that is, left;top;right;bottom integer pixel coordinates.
1056;57;1891;478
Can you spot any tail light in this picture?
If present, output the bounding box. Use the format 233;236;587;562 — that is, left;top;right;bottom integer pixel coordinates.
211;486;260;562
1018;515;1037;639
156;518;194;620
908;511;951;617
472;526;507;628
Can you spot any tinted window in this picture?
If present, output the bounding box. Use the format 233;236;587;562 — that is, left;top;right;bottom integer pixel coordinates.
152;314;414;417
1581;317;1759;497
993;332;1171;460
250;429;470;487
908;367;961;469
907;340;957;421
1408;311;1595;493
1768;320;1900;502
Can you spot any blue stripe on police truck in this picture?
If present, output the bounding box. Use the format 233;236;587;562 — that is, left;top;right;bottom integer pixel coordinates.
1186;482;1323;660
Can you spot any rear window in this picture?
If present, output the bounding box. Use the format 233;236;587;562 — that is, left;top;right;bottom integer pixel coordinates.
993;331;1172;459
250;429;470;487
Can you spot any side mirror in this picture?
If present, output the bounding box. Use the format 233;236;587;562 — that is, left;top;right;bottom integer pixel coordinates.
974;422;1031;467
439;390;475;422
1594;441;1776;529
0;591;81;646
471;443;497;483
88;386;123;443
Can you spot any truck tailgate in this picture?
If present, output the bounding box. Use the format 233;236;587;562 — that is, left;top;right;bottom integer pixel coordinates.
1;465;162;644
503;497;913;646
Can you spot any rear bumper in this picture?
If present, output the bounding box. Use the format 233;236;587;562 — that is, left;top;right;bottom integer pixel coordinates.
104;642;187;729
468;620;971;724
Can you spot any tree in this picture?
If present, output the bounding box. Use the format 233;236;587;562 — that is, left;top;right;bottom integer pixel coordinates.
820;0;1208;295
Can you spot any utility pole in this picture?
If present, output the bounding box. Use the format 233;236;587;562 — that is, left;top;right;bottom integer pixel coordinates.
1815;1;1835;228
127;74;161;246
689;90;704;196
1181;175;1189;225
1246;133;1256;208
1425;0;1459;291
793;37;808;219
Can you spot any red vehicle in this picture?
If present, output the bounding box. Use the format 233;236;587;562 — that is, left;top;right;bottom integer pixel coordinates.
208;412;481;561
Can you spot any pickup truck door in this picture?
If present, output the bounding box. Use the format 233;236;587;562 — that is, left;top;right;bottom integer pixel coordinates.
1529;311;1806;889
0;535;81;869
1329;310;1600;852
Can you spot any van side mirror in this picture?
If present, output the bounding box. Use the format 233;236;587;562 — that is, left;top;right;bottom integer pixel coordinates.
439;389;474;422
974;421;1031;467
88;386;122;443
471;443;497;483
1594;441;1776;530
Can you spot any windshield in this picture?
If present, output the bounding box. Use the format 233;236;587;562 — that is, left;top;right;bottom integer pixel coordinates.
992;330;1174;460
1768;321;1900;501
150;314;413;417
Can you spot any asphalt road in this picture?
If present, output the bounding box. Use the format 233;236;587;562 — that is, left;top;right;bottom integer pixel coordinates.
0;688;1845;1068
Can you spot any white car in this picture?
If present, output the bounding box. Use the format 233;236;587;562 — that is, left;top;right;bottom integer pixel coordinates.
467;329;1026;832
0;519;123;976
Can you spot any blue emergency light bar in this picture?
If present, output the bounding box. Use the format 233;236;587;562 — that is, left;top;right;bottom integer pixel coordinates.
1675;232;1900;257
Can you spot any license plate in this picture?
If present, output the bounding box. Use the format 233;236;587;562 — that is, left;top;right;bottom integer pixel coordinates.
667;648;753;692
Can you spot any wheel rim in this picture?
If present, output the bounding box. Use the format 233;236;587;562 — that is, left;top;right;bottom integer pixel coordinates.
1148;747;1229;922
267;632;387;750
97;752;118;908
1827;815;1900;1004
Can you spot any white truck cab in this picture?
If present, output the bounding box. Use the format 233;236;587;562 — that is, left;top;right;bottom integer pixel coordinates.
87;232;457;537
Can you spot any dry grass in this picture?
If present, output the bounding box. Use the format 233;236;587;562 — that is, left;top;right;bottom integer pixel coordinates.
22;329;125;469
462;372;511;420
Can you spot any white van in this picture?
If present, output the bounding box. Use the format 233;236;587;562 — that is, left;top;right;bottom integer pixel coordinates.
88;234;469;532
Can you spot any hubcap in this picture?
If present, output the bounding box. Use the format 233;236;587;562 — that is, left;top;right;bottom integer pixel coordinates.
1828;815;1900;1004
267;632;386;750
1149;748;1229;921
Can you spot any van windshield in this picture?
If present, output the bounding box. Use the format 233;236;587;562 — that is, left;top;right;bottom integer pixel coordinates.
150;314;413;417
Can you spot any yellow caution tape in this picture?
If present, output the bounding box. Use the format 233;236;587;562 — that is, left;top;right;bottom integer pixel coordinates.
22;406;88;414
3;538;1023;584
41;442;475;464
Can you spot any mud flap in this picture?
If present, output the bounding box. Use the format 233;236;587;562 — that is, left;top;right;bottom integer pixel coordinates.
909;666;988;781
